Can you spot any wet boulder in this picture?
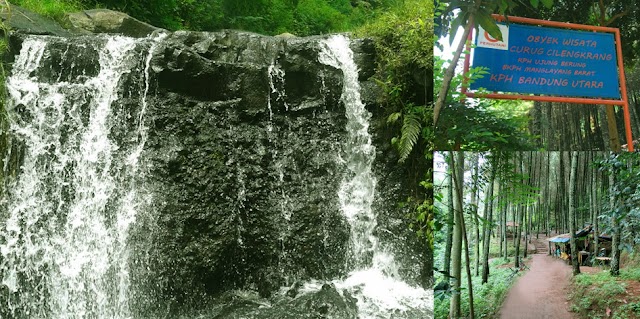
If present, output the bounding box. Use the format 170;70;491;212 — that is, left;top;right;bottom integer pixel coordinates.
65;9;160;37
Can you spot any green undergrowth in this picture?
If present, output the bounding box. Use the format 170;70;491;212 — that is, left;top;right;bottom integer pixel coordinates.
435;258;523;319
488;237;535;259
357;0;432;160
489;241;518;258
8;0;83;24
570;268;640;319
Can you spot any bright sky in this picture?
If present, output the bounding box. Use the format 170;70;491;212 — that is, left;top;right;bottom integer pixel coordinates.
435;25;466;61
433;152;488;217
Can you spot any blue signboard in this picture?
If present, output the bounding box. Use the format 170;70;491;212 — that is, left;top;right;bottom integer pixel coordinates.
470;23;620;99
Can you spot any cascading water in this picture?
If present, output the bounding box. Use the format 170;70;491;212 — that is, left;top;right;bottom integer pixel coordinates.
315;34;433;318
0;34;160;318
0;29;431;319
267;62;296;285
319;35;378;269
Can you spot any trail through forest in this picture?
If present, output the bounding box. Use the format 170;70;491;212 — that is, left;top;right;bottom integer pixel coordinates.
499;236;575;319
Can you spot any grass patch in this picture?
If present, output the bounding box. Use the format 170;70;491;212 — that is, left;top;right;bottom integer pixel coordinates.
8;0;83;24
613;301;640;319
570;251;640;318
435;257;525;318
570;271;635;319
620;268;640;281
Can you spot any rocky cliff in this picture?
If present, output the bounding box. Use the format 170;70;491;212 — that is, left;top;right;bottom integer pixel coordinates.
0;6;430;318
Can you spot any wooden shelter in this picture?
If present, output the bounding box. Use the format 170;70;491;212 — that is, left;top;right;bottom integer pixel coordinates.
547;224;612;265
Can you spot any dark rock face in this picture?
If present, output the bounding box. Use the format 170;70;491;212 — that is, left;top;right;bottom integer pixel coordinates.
128;31;355;314
190;283;358;319
2;9;429;314
371;128;431;288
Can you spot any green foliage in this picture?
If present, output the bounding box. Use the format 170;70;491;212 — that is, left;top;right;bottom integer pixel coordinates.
409;178;435;250
357;0;433;248
436;100;537;150
389;105;427;163
434;262;517;318
293;0;349;35
614;302;640;319
10;0;82;23
72;0;396;35
488;239;518;258
620;267;640;281
174;0;224;31
439;0;553;42
570;267;640;319
83;0;184;30
571;271;630;318
434;56;537;150
359;0;432;161
398;112;421;162
7;0;407;36
359;1;431;78
596;153;640;250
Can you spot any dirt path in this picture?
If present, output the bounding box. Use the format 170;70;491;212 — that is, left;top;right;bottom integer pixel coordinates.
498;238;575;319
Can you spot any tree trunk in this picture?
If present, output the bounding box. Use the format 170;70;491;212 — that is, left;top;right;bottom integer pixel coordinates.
444;154;455;281
482;154;498;284
514;154;523;268
610;159;621;276
449;152;464;318
559;152;566;233
545;152;551;236
593;162;599;261
433;17;474;126
454;158;476;319
502;180;508;261
569;151;581;275
471;155;481;277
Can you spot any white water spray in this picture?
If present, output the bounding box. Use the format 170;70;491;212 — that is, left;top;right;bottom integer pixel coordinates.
317;34;433;318
319;35;377;269
0;35;159;318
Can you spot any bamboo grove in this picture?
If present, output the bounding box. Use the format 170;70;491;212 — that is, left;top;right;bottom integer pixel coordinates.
434;151;640;318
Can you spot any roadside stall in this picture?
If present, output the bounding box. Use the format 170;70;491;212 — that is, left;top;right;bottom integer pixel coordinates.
548;234;570;261
547;224;612;266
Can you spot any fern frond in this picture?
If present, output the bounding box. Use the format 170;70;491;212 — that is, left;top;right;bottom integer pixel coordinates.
387;112;402;124
398;112;421;163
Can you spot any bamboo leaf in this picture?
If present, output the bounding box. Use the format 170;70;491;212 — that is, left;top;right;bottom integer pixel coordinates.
476;10;502;42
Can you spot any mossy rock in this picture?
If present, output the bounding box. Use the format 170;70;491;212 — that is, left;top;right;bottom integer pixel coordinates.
0;4;72;36
65;9;161;37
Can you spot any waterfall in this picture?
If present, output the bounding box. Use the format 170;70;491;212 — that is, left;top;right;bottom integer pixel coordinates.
0;34;159;318
0;30;431;319
319;34;378;270
317;34;433;319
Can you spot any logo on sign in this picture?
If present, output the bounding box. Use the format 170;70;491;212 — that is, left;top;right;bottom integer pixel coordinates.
477;24;509;50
